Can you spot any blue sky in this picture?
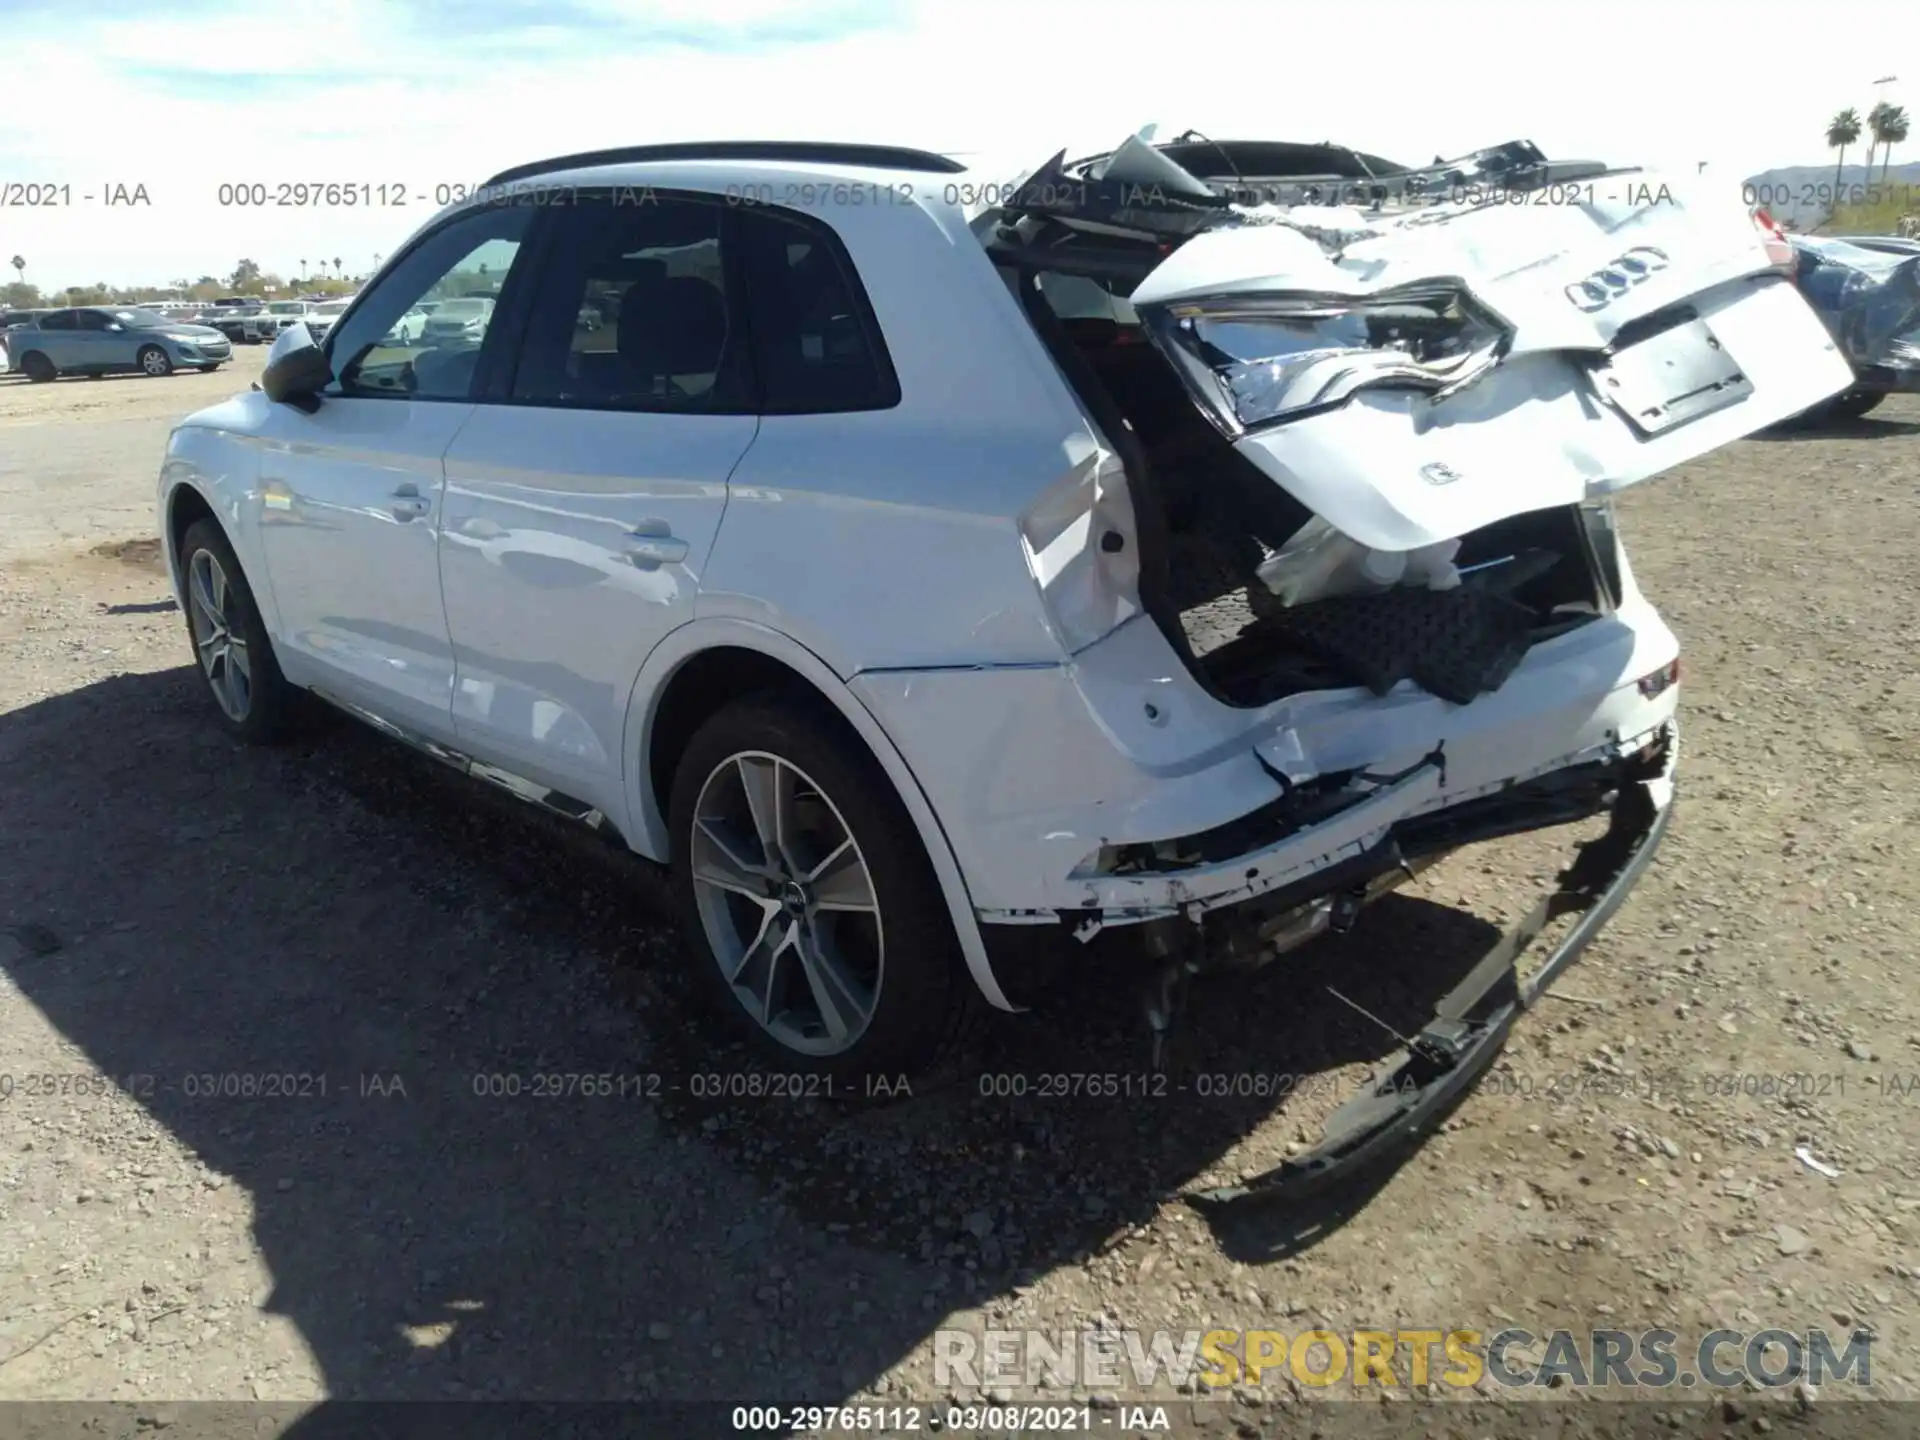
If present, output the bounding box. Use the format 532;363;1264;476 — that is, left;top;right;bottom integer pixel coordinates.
3;0;1915;291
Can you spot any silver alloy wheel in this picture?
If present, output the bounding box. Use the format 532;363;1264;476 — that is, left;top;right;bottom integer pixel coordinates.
689;750;883;1056
140;346;170;376
186;549;252;721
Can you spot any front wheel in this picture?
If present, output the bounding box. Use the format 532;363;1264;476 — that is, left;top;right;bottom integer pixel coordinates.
667;697;975;1081
177;518;298;743
197;363;222;373
138;345;173;377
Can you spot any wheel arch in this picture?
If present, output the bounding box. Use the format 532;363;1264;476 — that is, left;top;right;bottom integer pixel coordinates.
162;480;223;599
626;618;1016;1012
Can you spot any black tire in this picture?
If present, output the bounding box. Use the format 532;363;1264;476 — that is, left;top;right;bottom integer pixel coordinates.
198;363;222;373
177;517;298;744
1778;387;1887;430
667;694;974;1082
20;351;55;383
1824;389;1887;422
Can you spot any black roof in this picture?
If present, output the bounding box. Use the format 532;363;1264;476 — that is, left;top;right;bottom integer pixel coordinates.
484;141;966;187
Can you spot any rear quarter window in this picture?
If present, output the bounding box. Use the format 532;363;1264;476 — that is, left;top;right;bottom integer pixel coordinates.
732;206;899;413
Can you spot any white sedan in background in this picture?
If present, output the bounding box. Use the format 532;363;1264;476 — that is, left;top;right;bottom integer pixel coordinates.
382;305;430;344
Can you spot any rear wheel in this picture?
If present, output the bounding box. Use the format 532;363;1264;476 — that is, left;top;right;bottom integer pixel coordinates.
21;352;55;383
667;696;974;1081
137;345;173;377
178;518;297;744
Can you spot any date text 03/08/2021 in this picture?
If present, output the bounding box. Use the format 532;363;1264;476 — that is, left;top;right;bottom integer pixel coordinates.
0;1071;916;1103
730;1404;1169;1434
8;1069;1917;1106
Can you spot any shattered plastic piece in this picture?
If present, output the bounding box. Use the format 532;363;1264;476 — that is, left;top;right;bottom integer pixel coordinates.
1256;519;1462;607
1403;538;1463;591
1794;1145;1843;1179
1256;516;1380;607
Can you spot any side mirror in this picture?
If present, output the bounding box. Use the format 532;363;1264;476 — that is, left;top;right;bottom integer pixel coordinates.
260;323;332;412
106;323;124;332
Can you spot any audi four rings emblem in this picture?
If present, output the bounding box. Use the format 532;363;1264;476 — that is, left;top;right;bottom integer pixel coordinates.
1565;246;1670;312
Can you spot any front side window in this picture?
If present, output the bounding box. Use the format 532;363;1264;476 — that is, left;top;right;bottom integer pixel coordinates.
325;202;534;401
733;206;898;413
507;194;749;413
76;310;112;332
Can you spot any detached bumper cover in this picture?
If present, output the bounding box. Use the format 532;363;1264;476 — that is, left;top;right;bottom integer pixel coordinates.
1189;721;1675;1208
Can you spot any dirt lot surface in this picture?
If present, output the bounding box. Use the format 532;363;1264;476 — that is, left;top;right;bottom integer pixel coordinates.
4;352;1920;1436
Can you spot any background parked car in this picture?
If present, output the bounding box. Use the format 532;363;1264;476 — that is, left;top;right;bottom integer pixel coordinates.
4;306;231;381
263;299;323;335
204;299;277;345
303;298;353;343
382;305;430;344
420;296;492;344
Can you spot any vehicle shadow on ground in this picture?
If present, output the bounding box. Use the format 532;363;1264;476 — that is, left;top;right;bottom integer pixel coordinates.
1754;415;1920;441
0;666;1503;1417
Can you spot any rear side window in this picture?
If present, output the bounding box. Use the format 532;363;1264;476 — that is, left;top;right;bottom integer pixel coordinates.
39;311;75;331
733;206;898;413
508;193;751;413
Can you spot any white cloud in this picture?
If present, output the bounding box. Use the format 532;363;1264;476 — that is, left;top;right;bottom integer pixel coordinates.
3;0;1915;291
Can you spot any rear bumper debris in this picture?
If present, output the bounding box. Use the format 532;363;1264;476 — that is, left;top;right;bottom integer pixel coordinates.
1187;721;1676;1209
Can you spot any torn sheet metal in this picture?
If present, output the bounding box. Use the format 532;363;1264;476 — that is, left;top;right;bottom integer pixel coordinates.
984;129;1854;552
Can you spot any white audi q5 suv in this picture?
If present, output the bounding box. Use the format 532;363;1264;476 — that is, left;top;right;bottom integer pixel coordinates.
156;135;1850;1191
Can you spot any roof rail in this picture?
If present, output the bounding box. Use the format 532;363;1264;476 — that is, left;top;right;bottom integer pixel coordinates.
483;141;968;187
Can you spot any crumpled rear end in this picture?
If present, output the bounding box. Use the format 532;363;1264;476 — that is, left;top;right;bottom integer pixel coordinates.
1789;234;1920;381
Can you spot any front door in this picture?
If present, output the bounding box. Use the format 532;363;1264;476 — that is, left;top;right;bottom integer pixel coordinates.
250;202;538;738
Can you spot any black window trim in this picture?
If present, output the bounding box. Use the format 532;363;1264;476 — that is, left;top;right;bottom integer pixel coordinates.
319;198;542;404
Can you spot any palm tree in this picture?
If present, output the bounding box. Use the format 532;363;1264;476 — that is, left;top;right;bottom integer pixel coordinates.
1868;102;1895;181
332;256;342;279
9;255;22;286
1827;109;1863;200
1875;104;1911;182
299;258;307;280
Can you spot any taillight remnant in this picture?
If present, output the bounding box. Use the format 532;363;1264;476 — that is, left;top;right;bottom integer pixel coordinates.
1637;656;1681;698
1751;206;1795;272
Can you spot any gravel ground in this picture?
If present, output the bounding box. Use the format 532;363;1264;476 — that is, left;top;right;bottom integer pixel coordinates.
4;353;1920;1436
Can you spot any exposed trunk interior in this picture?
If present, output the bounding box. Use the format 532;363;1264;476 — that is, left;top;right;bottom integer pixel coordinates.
1026;290;1608;709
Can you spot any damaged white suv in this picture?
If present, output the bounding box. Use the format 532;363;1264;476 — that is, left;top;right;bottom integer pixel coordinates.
157;136;1850;1186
